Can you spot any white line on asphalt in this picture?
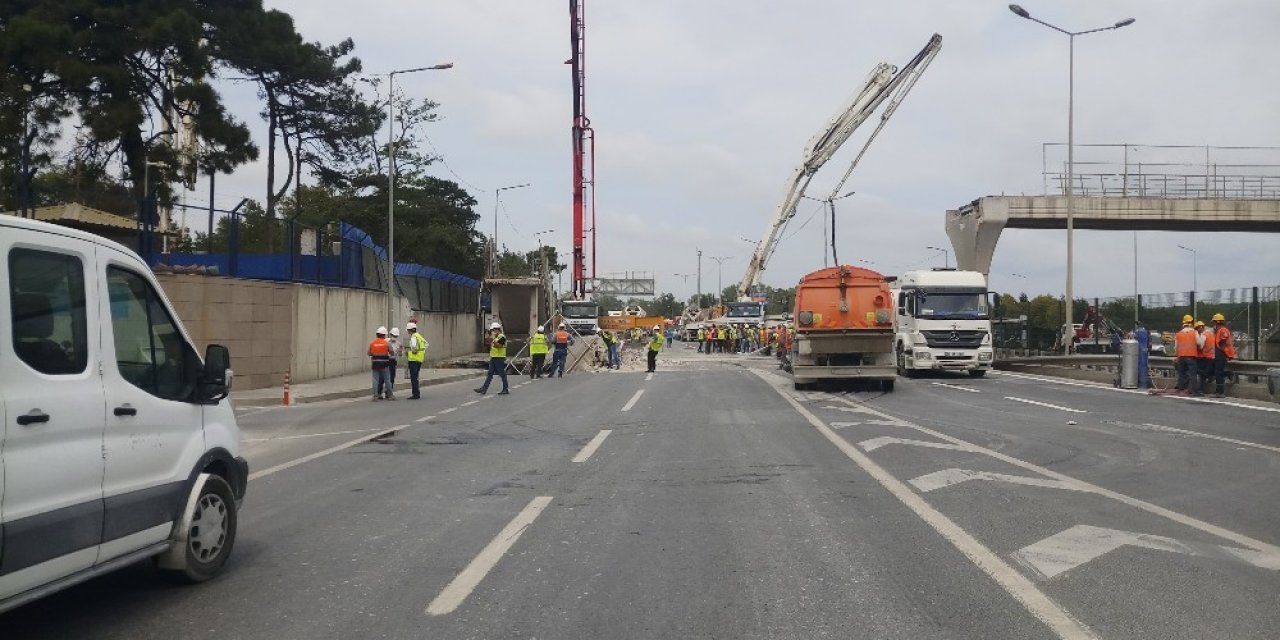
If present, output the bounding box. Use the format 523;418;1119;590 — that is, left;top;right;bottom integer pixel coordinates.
242;427;388;442
1140;423;1280;455
811;381;1280;557
462;400;479;406
571;429;613;463
860;436;974;453
995;370;1280;414
621;389;644;412
645;372;654;381
909;468;1084;494
415;415;435;423
761;372;1098;639
426;496;554;616
932;382;981;393
440;407;457;414
1006;396;1088;413
249;427;400;481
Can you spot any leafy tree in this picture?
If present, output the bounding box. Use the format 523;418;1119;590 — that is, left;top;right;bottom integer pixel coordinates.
495;248;530;278
647;293;682;319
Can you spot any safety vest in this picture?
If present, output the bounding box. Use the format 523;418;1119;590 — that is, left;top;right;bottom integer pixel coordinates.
1215;325;1237;360
648;332;663;352
696;329;704;340
555;330;571;345
369;338;390;368
718;328;726;340
490;333;507;358
1174;326;1199;358
1198;329;1216;360
406;332;427;363
529;333;550;355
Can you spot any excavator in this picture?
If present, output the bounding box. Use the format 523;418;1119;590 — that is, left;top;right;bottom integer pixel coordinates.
736;34;943;301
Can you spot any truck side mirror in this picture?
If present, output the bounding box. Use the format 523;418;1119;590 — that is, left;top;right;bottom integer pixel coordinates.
199;344;231;402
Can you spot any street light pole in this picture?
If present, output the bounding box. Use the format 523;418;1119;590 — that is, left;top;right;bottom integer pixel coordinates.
696;248;703;305
1178;244;1198;319
492;183;531;276
709;256;732;306
926;245;950;269
1009;4;1135;355
385;62;452;329
673;273;693;304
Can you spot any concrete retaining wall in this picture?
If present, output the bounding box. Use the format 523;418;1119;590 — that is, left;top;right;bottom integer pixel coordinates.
157;275;480;390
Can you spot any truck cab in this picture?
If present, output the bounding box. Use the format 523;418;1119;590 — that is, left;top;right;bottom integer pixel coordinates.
892;269;994;377
560;300;600;335
723;301;765;329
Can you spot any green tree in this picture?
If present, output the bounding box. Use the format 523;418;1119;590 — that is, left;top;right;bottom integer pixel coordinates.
495;248;530;278
648;293;682;318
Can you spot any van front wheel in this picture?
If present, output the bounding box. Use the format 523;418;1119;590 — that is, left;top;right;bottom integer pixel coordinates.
165;475;238;583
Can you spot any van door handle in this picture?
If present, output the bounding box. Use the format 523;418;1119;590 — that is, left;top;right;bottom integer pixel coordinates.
113;405;138;417
17;410;50;425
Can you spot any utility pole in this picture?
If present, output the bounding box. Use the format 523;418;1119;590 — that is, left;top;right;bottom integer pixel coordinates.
696;248;703;306
709;256;732;306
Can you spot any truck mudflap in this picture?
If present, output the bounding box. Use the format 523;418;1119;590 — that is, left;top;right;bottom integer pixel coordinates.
792;364;896;381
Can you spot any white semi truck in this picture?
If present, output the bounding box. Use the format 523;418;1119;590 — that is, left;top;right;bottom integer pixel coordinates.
891;269;994;377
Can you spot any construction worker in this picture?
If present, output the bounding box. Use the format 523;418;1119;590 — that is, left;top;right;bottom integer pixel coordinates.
1212;313;1237;396
404;321;428;399
475;322;510;395
605;330;621;369
695;326;704;353
550;322;574;378
1173;315;1202;394
717;324;727;353
368;326;392;400
1196;320;1216;397
646;324;663;372
528;326;550;379
386;327;402;399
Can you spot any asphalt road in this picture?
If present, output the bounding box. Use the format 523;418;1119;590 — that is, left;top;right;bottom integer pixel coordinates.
5;344;1279;639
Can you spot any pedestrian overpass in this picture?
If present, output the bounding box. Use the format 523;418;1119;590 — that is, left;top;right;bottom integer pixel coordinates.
945;195;1280;274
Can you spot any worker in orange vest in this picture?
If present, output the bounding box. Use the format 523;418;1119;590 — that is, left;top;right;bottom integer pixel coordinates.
550;322;574;378
1211;313;1237;397
1194;321;1215;397
368;326;392;400
1172;315;1201;394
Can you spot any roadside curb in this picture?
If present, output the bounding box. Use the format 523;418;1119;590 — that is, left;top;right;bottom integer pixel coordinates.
231;370;484;408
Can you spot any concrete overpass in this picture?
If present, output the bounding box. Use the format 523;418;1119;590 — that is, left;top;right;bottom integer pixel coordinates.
945;195;1280;274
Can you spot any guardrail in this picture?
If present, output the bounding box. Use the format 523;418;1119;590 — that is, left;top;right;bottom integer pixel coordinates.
994;352;1278;400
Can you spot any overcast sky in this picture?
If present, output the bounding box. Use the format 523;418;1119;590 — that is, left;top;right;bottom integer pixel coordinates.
198;1;1280;301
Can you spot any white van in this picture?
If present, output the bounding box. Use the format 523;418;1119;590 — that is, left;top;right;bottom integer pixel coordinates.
0;216;247;613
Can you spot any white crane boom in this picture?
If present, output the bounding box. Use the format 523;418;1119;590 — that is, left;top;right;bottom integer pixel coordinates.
737;34;942;299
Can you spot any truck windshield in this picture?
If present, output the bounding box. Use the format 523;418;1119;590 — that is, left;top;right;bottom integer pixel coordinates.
562;304;598;318
726;305;762;318
917;293;988;320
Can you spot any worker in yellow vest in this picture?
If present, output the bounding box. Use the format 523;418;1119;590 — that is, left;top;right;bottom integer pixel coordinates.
475;322;510;395
528;326;550;379
405;321;428;399
647;324;663;372
1173;315;1202;394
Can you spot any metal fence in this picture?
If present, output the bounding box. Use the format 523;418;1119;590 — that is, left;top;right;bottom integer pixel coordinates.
1042;144;1280;199
151;217;480;314
1090;285;1279;360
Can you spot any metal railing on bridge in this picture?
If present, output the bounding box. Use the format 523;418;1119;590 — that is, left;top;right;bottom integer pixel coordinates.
1041;143;1280;200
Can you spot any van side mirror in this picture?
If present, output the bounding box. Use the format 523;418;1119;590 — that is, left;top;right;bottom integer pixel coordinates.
199;344;231;403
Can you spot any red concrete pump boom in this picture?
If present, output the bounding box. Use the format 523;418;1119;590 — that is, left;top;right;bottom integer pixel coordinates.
568;0;595;299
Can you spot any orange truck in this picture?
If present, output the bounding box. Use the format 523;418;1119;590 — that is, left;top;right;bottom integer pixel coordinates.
597;315;666;333
791;265;896;391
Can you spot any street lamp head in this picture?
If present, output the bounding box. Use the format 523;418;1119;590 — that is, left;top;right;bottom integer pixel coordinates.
430;63;455;70
1009;4;1031;19
1114;18;1135;28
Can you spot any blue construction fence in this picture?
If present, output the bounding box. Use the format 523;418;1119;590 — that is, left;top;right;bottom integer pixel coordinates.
149;217;479;313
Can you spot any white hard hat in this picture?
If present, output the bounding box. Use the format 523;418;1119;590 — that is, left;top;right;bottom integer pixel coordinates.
406;322;417;330
654;325;661;330
376;326;387;335
389;327;400;336
536;327;545;333
558;322;566;328
490;322;502;330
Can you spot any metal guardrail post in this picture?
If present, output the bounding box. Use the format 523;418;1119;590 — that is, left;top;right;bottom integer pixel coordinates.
1252;286;1261;360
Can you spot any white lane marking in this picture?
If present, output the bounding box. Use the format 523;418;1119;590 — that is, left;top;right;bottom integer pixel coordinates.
1011;524;1280;581
932;382;982;393
243;427;386;442
822;404;875;414
910;468;1084;494
761;373;1098;639
1139;423;1280;455
860;436;974;453
645;372;654;381
415;415;435;423
250;427;400;481
812;382;1280;557
995;370;1280;414
440;407;457;414
621;389;644;412
462;400;479;407
393;424;409;430
426;496;554;616
1005;396;1087;414
571;429;613;463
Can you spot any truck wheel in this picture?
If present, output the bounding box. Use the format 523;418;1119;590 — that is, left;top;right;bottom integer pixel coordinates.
164;475;238;583
896;347;916;379
969;370;987;378
882;379;895;392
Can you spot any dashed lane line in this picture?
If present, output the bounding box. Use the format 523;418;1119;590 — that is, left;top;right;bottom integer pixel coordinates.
243;427;387;443
621;389;645;412
1006;396;1088;414
426;496;554;616
571;429;612;463
415;415;436;423
462;400;479;406
932;382;982;393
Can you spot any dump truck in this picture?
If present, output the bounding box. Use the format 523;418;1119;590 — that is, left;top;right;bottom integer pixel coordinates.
791;265;896;391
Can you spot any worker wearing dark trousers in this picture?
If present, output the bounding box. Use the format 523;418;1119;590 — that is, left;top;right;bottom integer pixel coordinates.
528;327;549;379
550;323;573;377
1173;316;1199;393
646;325;663;373
1196;321;1216;396
475;322;510;395
1212;313;1237;396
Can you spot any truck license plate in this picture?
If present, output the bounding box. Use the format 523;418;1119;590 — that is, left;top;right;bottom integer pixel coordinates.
945;352;963;357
